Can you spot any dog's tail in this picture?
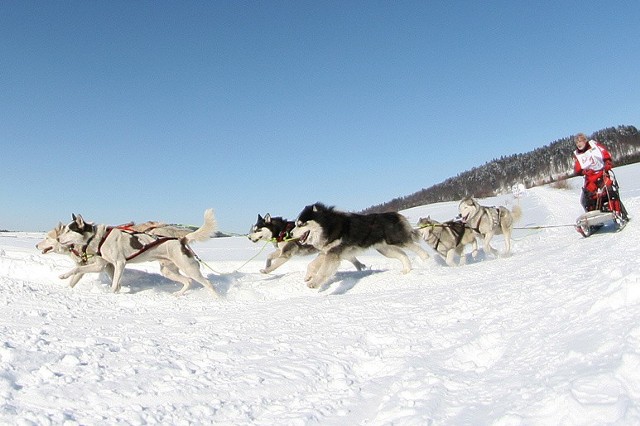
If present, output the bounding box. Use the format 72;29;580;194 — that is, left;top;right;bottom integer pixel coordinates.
510;204;523;223
184;209;217;243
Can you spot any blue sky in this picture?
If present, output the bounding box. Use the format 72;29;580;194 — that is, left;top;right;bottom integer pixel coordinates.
2;1;639;233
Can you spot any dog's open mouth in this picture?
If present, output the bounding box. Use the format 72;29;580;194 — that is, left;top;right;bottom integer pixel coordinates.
41;246;53;254
298;231;310;244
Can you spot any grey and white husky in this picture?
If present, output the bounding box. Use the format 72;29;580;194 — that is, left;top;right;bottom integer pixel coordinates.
458;197;522;256
248;213;365;276
36;221;196;288
55;209;219;297
416;216;478;266
291;203;430;289
37;222;115;288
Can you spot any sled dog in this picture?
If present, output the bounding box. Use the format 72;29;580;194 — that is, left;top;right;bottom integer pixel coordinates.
37;222;115;288
55;209;219;297
36;221;195;288
291;203;430;289
248;213;366;276
458;197;522;256
417;217;478;266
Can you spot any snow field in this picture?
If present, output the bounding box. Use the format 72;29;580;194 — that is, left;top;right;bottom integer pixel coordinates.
1;165;640;424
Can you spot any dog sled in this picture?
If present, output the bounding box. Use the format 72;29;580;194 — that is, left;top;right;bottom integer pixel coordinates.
575;171;629;238
575;210;626;237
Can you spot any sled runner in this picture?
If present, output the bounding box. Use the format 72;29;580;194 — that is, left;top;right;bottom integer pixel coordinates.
575;210;627;237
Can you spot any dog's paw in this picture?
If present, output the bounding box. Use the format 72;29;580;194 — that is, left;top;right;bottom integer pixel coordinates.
306;280;320;289
260;269;268;274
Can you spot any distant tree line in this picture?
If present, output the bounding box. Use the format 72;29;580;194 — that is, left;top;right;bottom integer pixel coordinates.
361;125;640;214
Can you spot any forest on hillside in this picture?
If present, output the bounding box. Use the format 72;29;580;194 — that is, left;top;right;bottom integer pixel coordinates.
362;125;640;214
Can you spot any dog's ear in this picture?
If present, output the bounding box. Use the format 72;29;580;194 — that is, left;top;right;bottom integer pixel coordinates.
264;214;271;223
72;214;85;228
257;214;263;222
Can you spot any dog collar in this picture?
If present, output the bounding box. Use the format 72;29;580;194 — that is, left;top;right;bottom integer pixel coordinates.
70;246;94;264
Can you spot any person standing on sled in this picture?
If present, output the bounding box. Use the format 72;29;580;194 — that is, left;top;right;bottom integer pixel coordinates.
573;132;628;223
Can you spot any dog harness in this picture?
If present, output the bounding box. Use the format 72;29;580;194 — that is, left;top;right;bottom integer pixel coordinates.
74;225;180;263
466;207;501;234
274;222;296;243
425;221;467;253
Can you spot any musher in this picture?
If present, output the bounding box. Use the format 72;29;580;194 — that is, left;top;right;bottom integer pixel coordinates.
572;132;628;223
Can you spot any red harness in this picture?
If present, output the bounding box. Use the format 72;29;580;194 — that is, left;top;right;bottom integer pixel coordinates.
276;222;296;242
74;225;178;263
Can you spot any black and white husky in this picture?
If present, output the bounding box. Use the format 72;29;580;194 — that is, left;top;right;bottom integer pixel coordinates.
248;213;365;276
417;216;478;266
55;209;219;297
291;203;430;289
458;197;522;256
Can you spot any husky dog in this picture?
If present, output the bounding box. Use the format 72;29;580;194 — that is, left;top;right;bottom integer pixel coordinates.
248;213;366;276
37;222;115;288
36;221;194;288
291;203;430;289
458;197;522;256
56;209;219;297
417;217;478;266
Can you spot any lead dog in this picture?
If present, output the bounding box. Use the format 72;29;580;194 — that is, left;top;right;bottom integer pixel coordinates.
458;197;522;256
37;222;115;288
56;209;219;297
417;216;478;266
291;203;430;289
248;213;366;276
36;222;194;288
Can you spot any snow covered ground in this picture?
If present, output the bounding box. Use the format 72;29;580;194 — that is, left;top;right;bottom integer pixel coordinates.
2;164;640;425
